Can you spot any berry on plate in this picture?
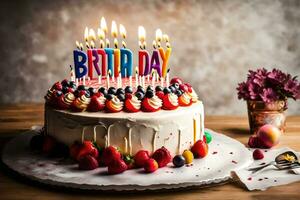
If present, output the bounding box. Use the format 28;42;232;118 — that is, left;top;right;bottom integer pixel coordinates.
144;158;158;173
134;150;150;168
101;146;122;166
78;155;99;170
191;140;208;158
152;146;172;168
76;141;99;161
108;159;128;174
172;155;185;167
253;149;264;160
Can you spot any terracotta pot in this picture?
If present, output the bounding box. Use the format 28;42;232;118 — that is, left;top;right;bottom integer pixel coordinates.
247;100;287;135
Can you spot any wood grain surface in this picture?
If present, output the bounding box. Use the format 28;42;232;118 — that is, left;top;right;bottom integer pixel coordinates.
0;104;300;200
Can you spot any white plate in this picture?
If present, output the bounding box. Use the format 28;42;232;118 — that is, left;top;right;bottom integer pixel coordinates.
1;129;253;191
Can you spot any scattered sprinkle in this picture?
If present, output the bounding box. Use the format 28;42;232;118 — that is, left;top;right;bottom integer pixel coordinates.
258;178;263;181
264;150;268;152
264;177;268;179
274;180;277;182
232;160;238;164
260;162;266;165
229;152;233;155
248;177;252;181
212;151;218;155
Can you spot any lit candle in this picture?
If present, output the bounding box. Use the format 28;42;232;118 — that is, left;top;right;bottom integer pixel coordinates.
135;67;139;88
138;26;150;76
120;24;133;77
166;68;170;87
112;21;120;78
97;27;107;76
107;70;111;88
151;69;155;88
105;39;114;77
150;37;161;77
159;34;172;78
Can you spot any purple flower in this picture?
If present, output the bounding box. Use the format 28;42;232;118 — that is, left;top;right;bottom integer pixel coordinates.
237;82;250;100
260;88;278;103
267;69;290;86
284;79;298;93
248;81;261;100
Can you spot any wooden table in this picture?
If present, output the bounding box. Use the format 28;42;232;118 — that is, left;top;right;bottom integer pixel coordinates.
1;104;300;200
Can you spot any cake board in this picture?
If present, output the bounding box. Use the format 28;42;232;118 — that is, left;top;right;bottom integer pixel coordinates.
1;128;253;192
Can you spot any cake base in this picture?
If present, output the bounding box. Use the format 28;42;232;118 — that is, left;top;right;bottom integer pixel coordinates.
1;128;252;192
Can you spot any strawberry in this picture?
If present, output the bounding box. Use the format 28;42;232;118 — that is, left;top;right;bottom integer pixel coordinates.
78;155;99;170
253;149;264;160
179;84;189;93
101;146;122;166
108;159;128;174
178;94;192;106
144;158;158;173
52;82;63;91
184;83;193;93
124;98;140;113
191;140;208;158
56;95;69;110
70;141;81;160
141;98;161;112
87;96;105;112
152;147;172;168
156;91;165;99
134;150;150;168
123;154;135;169
76;141;99;161
42;135;57;155
170;77;183;85
162;94;179;110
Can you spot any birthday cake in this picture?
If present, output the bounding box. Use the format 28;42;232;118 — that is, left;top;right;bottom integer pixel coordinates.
32;17;209;174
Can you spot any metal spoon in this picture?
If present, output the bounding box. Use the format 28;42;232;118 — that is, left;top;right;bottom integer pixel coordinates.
248;151;299;174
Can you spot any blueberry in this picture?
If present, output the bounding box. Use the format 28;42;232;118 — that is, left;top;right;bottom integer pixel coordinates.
108;87;116;95
169;86;176;93
145;90;154;98
125;86;133;94
69;81;76;87
137;87;145;94
117;94;125;101
61;79;69;87
88;87;97;95
98;87;106;93
175;89;183;96
135;91;144;100
62;86;69;94
116;88;125;95
163;87;171;94
147;85;154;92
77;85;86;91
106;94;113;100
55;91;63;97
155;86;163;92
137;85;143;91
172;155;185;167
172;83;180;90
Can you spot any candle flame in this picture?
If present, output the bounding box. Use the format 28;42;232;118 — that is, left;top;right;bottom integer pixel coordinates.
106;38;110;48
122;41;126;48
120;24;126;39
138;26;146;43
111;21;118;38
89;29;96;41
84;27;89;41
100;17;108;34
100;40;104;48
114;38;118;48
163;34;169;42
79;43;84;50
90;40;95;48
108;69;111;77
97;28;105;40
152;40;157;49
86;41;90;49
76;41;80;49
155;29;162;42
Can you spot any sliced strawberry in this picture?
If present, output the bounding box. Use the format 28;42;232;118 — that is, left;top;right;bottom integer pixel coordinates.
57;95;69;110
87;96;105;112
178;94;192;106
141;98;160;112
124;99;140;112
156;91;165;99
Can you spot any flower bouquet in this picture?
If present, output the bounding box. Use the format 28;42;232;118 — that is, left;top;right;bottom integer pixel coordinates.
237;68;300;135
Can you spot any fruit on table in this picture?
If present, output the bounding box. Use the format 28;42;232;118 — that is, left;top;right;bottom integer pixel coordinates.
108;159;128;174
144;158;159;173
191;140;209;158
172;155;186;167
182;150;194;164
76;141;99;161
257;124;281;148
78;155;99;170
152;147;172;168
134;150;150;168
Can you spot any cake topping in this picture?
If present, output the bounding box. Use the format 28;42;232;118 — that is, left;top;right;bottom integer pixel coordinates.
178;92;192;106
125;95;141;112
105;95;123;112
87;95;106;112
71;95;90;112
189;88;198;102
162;93;179;110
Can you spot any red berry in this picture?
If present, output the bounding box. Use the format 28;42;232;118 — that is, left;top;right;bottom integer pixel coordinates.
101;146;121;166
134;150;150;168
67;88;75;93
253;149;264;160
170;77;183;85
79;90;86;97
125;93;133;100
87;96;105;112
152;147;172;168
191;140;208;158
248;136;266;148
156;91;165;99
52;82;63;91
42;135;57;155
108;159;128;174
76;141;99;161
179;84;189;93
184;83;193;93
78;155;99;170
144;158;158;173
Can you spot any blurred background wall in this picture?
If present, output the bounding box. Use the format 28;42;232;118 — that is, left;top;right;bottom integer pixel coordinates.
0;0;299;115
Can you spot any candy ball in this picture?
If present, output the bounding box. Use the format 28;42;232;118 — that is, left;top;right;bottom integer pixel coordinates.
172;155;185;167
204;131;212;144
257;124;281;148
182;150;194;164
